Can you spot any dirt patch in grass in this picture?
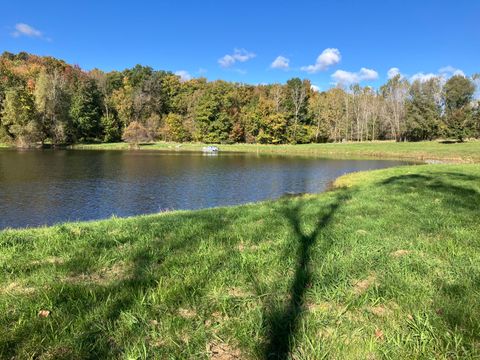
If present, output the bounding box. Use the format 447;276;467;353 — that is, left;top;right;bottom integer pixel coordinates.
1;282;36;295
228;287;253;298
205;311;228;328
64;262;130;285
150;337;166;348
306;301;345;313
317;326;336;339
367;305;392;317
390;249;412;257
30;256;64;266
353;274;377;295
178;307;197;319
40;346;73;359
237;242;259;252
207;341;242;360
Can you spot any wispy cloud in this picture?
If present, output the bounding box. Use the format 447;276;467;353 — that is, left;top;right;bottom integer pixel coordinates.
12;23;50;41
301;48;341;73
332;67;378;85
175;70;192;82
270;55;290;70
218;48;256;68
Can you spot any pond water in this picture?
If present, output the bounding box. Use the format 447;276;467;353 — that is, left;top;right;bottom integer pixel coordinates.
0;149;411;229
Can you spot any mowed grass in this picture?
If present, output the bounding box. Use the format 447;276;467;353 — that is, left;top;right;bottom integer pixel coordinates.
72;140;480;163
1;164;480;359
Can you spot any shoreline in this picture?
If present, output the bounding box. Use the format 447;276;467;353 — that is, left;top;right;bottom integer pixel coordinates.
68;140;480;163
2;140;479;163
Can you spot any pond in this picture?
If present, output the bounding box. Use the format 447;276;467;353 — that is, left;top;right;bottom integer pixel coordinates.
0;149;411;229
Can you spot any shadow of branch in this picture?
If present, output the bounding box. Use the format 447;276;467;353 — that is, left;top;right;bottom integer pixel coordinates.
264;190;352;359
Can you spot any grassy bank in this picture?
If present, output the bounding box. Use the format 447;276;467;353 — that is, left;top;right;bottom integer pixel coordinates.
1;164;480;358
72;140;480;163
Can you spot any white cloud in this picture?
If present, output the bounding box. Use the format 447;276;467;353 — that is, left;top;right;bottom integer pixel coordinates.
270;56;290;70
359;68;379;80
311;84;321;92
409;66;465;83
12;23;43;38
301;48;341;73
332;67;378;84
175;70;192;82
218;48;256;68
439;65;465;77
474;77;480;100
410;72;437;82
387;67;402;79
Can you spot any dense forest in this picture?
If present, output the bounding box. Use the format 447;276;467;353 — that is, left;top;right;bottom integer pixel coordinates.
0;51;479;147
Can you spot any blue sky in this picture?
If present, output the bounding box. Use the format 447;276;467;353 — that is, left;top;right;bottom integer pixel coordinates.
1;0;479;90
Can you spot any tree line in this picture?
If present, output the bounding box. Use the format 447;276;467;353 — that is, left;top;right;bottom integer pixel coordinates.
1;51;479;147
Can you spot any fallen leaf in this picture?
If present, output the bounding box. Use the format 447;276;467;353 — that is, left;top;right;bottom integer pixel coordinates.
374;329;384;340
38;310;50;318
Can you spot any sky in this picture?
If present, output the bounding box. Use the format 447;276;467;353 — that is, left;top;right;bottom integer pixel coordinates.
1;0;479;90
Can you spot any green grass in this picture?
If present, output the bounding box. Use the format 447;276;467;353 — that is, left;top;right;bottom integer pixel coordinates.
1;164;480;359
72;140;480;163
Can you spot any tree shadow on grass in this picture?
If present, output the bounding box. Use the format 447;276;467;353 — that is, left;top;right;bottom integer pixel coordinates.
72;212;239;358
264;190;352;359
380;172;480;211
0;211;236;359
381;171;480;353
263;170;480;359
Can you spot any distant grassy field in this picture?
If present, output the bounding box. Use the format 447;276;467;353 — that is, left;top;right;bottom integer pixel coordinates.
1;164;479;359
73;140;480;163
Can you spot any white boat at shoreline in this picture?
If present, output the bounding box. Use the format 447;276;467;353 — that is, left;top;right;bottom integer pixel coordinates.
202;146;219;153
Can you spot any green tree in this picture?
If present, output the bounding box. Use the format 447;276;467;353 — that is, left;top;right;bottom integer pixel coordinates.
70;78;102;141
443;75;476;141
100;114;122;142
308;91;332;142
1;87;41;147
163;113;190;142
405;78;442;141
195;92;218;142
111;77;134;128
34;70;72;145
285;78;310;143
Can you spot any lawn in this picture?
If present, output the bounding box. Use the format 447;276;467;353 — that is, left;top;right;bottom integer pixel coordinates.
73;140;480;163
1;164;479;359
